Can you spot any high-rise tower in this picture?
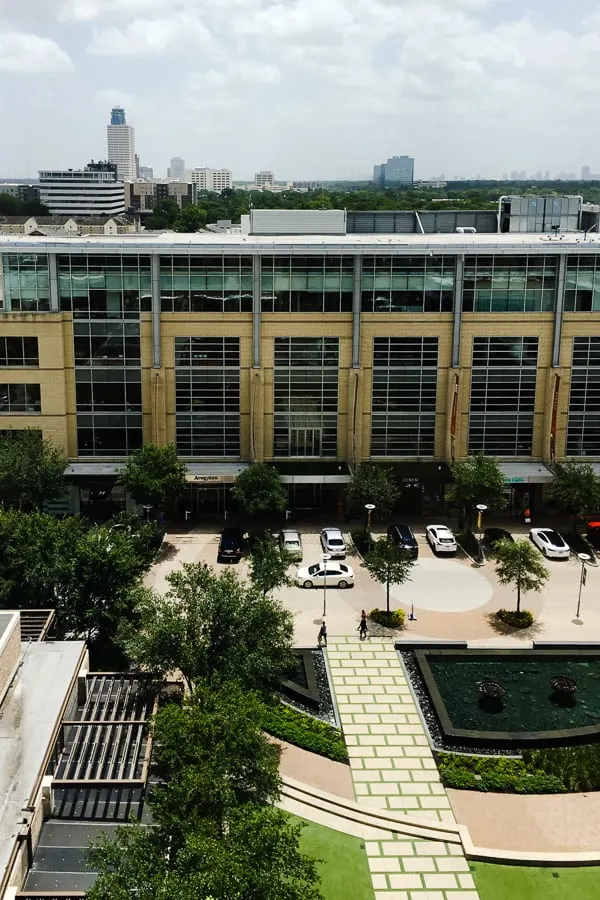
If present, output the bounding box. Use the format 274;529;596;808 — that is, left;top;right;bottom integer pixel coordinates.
107;107;136;181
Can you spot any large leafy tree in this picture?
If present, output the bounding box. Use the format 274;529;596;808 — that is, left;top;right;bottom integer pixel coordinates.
551;462;600;530
0;429;67;510
363;537;415;613
122;563;295;695
232;463;287;517
120;442;187;510
347;463;399;520
249;536;292;597
448;454;506;531
495;538;549;613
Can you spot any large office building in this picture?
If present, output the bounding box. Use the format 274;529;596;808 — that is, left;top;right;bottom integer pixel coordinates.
107;107;136;181
38;162;126;217
191;167;232;192
168;157;186;180
374;155;415;187
1;218;599;515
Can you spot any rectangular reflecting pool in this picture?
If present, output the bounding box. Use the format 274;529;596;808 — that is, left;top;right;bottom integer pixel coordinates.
414;649;600;748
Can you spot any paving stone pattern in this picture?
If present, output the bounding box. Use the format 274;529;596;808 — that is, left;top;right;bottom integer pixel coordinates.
327;638;480;900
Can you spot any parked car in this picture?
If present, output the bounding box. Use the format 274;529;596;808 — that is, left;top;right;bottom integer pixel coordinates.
278;529;303;562
483;527;514;550
295;561;354;589
425;524;457;555
387;523;419;559
217;527;245;563
529;528;570;560
586;521;600;551
320;527;347;559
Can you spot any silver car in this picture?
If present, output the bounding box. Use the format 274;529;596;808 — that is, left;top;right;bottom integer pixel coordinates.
320;527;347;559
278;529;303;562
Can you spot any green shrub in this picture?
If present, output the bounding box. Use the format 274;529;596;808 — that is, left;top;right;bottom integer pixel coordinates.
261;702;348;763
369;608;405;629
524;745;600;793
436;751;569;794
495;608;534;628
351;528;370;555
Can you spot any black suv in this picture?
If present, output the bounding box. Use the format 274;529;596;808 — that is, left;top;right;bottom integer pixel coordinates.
386;524;419;559
217;528;245;563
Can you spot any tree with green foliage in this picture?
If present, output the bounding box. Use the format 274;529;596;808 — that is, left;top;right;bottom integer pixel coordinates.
448;454;506;531
144;196;180;229
249;536;293;597
120;442;187;511
550;462;600;530
346;463;399;520
494;538;549;614
232;463;287;517
122;563;295;695
0;429;67;510
363;537;415;613
173;203;207;232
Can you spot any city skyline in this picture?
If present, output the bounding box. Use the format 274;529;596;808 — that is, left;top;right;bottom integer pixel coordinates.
1;1;600;179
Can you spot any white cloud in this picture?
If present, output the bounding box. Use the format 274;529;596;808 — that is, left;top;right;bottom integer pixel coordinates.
0;31;73;72
87;13;214;56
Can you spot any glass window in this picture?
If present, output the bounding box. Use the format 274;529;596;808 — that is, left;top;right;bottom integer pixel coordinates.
567;337;600;455
361;256;455;313
261;256;353;313
1;254;50;312
160;255;253;312
564;256;600;311
0;337;39;367
463;255;557;313
58;254;151;316
0;383;41;413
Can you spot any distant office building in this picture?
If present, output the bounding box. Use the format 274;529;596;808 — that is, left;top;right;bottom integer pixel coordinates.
255;170;275;190
125;180;194;212
138;166;154;180
107;107;136;181
39;161;125;217
168;157;186;180
0;183;40;203
134;154;140;178
373;155;414;187
191;167;232;192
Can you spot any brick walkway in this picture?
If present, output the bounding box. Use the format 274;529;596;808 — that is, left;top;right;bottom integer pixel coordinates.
327;637;479;899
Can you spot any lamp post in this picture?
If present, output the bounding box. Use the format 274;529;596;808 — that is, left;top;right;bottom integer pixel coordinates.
576;552;591;621
475;503;487;565
365;503;376;551
322;553;330;618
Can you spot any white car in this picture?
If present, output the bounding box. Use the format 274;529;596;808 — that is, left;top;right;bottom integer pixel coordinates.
530;528;570;560
296;561;354;589
278;529;303;562
320;527;347;559
426;524;457;555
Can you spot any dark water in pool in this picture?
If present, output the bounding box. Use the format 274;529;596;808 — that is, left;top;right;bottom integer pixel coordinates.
427;656;600;732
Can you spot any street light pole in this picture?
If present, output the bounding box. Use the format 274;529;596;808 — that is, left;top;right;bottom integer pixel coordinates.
365;503;376;551
475;503;487;565
576;552;591;620
322;553;330;618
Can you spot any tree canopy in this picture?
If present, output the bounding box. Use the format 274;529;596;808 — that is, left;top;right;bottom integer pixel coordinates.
122;563;295;695
0;429;67;510
120;442;187;510
363;537;415;613
248;536;292;597
232;463;287;518
494;538;549;613
448;455;506;529
346;463;399;520
550;462;600;527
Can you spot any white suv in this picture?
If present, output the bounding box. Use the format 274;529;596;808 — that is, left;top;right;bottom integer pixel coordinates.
426;524;457;555
320;527;347;559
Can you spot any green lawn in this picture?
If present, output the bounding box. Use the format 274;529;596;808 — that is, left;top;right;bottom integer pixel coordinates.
472;862;600;900
289;814;374;900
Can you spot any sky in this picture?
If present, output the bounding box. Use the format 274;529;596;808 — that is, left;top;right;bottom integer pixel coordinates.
1;0;600;180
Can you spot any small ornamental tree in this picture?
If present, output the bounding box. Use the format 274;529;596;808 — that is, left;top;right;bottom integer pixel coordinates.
363;537;415;614
448;454;506;531
120;442;187;510
0;429;67;510
232;463;287;518
494;538;549;615
249;537;293;598
551;462;600;530
347;463;399;520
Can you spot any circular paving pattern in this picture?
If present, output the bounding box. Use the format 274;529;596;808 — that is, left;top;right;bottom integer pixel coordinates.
388;557;493;612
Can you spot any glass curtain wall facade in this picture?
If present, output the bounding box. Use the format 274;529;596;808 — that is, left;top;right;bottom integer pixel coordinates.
462;256;557;312
567;338;600;456
60;255;145;456
565;257;600;311
1;254;50;312
0;337;38;366
371;337;438;456
469;337;538;455
175;337;241;457
260;256;353;312
361;256;454;312
160;256;253;312
273;338;339;457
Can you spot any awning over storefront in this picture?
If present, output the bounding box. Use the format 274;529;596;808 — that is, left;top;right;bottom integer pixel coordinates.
65;463;123;478
384;461;453;484
185;463;249;484
273;462;351;485
499;462;555;484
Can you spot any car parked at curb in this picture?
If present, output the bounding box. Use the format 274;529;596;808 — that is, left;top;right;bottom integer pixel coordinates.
529;528;570;560
295;561;354;589
387;523;419;559
320;527;347;559
426;524;457;555
217;527;245;563
278;529;303;562
483;527;514;550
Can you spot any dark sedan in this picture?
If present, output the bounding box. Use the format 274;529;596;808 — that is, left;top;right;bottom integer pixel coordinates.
483;527;514;550
217;528;245;563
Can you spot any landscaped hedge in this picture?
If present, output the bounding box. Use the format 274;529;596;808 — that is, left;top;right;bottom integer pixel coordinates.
370;608;405;629
436;753;566;794
495;608;534;629
524;745;600;793
261;702;348;763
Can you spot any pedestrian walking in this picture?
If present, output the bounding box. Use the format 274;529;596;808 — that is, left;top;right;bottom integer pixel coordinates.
358;609;368;641
318;620;327;647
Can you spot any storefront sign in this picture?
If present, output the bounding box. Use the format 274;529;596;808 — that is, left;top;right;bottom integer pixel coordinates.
505;477;525;484
186;473;237;484
193;475;219;483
